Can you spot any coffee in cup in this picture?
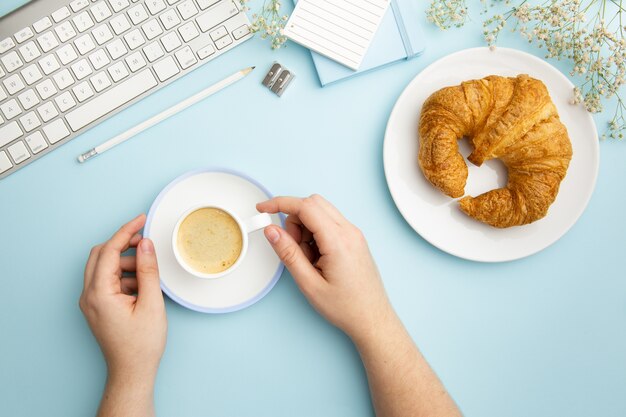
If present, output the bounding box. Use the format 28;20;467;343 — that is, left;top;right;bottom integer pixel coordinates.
176;208;243;274
172;205;273;279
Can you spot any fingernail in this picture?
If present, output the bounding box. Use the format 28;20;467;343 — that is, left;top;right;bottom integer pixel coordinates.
265;227;280;244
140;239;154;254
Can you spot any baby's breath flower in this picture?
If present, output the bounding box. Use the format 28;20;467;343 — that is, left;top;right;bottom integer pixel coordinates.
240;0;288;49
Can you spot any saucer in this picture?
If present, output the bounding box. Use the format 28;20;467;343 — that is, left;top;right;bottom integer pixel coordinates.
144;168;284;313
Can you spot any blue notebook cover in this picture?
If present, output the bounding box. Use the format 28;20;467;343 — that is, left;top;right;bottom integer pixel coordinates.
292;0;426;86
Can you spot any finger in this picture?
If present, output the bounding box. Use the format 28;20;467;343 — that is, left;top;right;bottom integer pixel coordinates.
299;241;317;263
120;256;136;272
120;277;138;295
83;244;103;288
129;233;142;249
264;225;325;295
97;214;147;274
285;215;303;242
257;197;336;234
135;238;164;311
307;194;347;225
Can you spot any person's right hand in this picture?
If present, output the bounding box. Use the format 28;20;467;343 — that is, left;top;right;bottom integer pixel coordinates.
257;195;393;342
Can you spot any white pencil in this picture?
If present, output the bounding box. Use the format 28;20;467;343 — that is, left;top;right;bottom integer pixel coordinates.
77;66;255;163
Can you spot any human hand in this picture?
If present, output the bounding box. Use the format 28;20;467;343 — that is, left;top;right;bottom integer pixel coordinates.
80;214;167;383
256;195;393;343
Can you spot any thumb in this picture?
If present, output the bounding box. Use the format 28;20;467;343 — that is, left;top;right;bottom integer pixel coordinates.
136;238;163;309
264;226;324;295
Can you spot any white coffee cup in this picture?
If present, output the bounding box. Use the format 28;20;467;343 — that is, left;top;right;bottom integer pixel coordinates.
172;204;272;279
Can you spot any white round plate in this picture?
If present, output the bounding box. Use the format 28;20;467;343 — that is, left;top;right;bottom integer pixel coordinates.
383;47;599;262
144;168;284;313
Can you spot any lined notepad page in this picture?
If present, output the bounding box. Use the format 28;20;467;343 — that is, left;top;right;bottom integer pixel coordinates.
284;0;391;70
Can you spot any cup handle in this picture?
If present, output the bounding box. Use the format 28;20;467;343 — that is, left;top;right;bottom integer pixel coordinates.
243;213;273;234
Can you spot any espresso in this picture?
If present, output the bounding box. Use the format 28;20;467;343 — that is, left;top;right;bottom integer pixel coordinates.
177;208;243;274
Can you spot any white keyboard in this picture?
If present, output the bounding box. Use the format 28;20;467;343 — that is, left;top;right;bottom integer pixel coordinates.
0;0;252;180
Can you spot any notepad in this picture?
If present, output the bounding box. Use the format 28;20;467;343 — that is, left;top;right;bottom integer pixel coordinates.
283;0;391;71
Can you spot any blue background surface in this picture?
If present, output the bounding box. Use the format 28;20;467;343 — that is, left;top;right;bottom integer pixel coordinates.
1;1;624;416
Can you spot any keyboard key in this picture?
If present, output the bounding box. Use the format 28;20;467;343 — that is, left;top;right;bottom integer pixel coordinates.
152;56;179;81
1;99;22;120
142;19;163;40
55;21;77;43
39;54;61;75
18;41;41;63
128;4;149;25
66;69;157;131
177;0;198;20
73;12;95;33
109;0;130;13
110;14;131;35
143;42;164;62
145;0;167;15
124;29;146;50
35;79;57;100
14;27;34;44
53;68;75;89
2;51;24;73
71;59;93;80
0;121;23;147
90;71;111;92
57;44;79;65
43;119;70;143
21;64;43;85
160;32;181;52
197;0;219;10
74;34;96;55
166;0;181;4
37;101;59;122
0;66;3;79
215;34;232;50
232;24;250;40
70;0;90;12
17;89;40;110
55;91;77;111
209;26;227;41
0;85;6;101
3;75;25;95
174;45;196;69
197;43;214;59
125;52;146;72
25;131;48;154
37;31;59;53
8;141;30;164
89;49;110;70
91;1;113;23
0;151;13;174
33;17;53;34
160;9;180;30
52;6;71;23
106;39;128;59
73;81;94;102
197;1;238;32
19;111;41;132
108;61;129;82
0;38;15;54
92;24;114;45
178;21;199;42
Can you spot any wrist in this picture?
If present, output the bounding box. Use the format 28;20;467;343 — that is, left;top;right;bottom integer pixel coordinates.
107;364;158;394
347;303;400;348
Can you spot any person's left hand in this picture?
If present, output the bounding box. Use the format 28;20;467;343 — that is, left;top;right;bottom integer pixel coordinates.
80;214;167;383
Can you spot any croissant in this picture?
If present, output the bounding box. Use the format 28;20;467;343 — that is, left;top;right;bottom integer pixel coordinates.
418;74;573;228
